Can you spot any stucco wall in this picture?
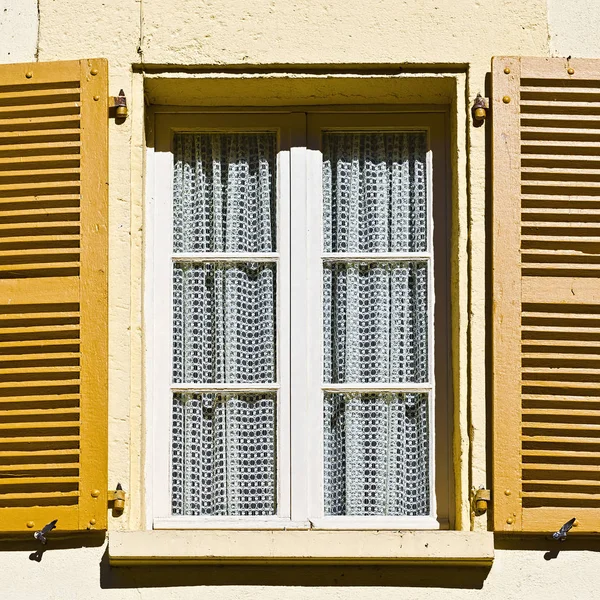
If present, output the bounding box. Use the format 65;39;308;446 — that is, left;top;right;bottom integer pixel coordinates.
0;0;37;62
548;0;600;58
1;0;599;598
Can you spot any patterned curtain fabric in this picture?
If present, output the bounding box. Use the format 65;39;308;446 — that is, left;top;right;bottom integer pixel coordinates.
171;133;277;516
322;132;431;516
169;129;431;518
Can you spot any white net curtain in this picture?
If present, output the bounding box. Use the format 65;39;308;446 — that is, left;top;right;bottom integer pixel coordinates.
170;129;431;518
322;132;431;516
171;133;277;516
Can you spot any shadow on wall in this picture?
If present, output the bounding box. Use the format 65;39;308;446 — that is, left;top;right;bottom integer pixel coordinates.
98;549;490;589
495;535;600;562
0;532;105;563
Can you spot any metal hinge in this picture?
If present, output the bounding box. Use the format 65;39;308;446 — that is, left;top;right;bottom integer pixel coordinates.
472;94;489;127
108;90;128;120
108;483;126;516
473;488;491;516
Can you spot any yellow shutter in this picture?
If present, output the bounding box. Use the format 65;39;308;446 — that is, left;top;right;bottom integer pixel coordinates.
492;56;600;533
0;59;108;532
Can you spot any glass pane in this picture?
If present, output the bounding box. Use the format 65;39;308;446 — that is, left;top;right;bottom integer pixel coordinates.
323;131;427;253
323;392;429;516
173;133;277;253
172;393;277;516
173;263;276;384
323;262;428;383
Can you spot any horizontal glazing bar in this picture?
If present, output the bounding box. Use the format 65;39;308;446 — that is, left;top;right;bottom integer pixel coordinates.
322;383;432;393
171;383;280;393
322;253;431;262
172;253;279;262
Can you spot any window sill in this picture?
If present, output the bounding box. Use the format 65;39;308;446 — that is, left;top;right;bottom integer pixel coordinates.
108;530;494;566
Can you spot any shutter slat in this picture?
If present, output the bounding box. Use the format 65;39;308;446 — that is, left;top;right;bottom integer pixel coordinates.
522;491;600;500
0;421;80;430
523;448;600;458
521;113;600;122
521;139;600;148
0;310;79;320
0;102;80;116
0;235;80;246
0;142;81;155
493;56;600;534
0;325;80;335
0;449;80;458
0;491;79;500
0;352;80;362
0;476;79;485
0;168;81;179
524;422;600;432
525;480;600;488
0;339;78;350
522;435;600;445
523;409;600;417
0;59;107;533
0;435;80;444
523;464;600;473
0;208;80;219
0;462;79;472
0;182;80;194
0;155;81;167
0;127;80;139
0;382;79;391
0;87;80;102
0;408;79;418
0;114;80;127
522;154;600;163
0;263;80;275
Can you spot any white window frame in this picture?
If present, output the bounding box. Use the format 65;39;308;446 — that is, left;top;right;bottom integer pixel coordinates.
146;107;451;531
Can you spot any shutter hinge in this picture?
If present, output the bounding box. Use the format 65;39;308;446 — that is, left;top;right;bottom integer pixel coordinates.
109;90;128;121
473;488;491;516
472;94;489;127
108;483;126;516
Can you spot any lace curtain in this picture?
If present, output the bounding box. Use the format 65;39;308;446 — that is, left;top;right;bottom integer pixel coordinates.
322;132;431;516
171;133;277;516
169;129;432;518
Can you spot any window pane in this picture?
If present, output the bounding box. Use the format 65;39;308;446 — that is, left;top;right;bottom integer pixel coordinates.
172;393;277;516
323;262;428;384
173;133;277;253
323;392;429;516
173;263;276;384
323;132;427;253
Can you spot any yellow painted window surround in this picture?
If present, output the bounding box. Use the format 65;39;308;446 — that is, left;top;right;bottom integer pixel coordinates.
0;59;109;533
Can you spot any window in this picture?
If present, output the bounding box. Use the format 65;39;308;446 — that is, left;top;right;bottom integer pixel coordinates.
148;109;451;530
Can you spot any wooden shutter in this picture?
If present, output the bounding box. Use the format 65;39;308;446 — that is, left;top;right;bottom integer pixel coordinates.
0;60;108;532
492;57;600;533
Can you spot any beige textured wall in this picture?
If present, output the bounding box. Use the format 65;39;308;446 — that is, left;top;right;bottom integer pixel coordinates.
0;0;37;62
1;0;599;597
548;0;600;58
139;0;547;66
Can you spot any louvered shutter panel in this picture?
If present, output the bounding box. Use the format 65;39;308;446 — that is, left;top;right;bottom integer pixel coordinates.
492;56;600;533
0;60;108;532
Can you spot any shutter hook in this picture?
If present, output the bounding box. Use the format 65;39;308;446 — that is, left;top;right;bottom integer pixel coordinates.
552;517;577;541
33;519;58;545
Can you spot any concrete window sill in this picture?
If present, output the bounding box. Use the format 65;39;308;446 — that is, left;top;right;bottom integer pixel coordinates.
108;530;494;566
